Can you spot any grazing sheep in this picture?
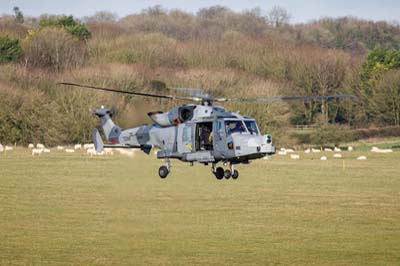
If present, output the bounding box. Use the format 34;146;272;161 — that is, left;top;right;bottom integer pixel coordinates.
324;148;333;152
371;147;393;153
36;144;45;149
28;143;34;149
333;153;342;158
0;144;4;152
278;151;287;156
57;146;65;150
65;149;75;153
320;156;327;161
74;144;82;150
83;143;95;149
43;148;51;153
312;148;321;153
290;154;300;160
5;146;13;151
334;147;341;152
104;148;114;155
304;148;311;154
87;148;96;157
285;148;294;153
357;156;367;160
32;148;43;156
348;146;353;151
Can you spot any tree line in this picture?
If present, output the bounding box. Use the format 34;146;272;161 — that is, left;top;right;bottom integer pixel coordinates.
0;6;400;146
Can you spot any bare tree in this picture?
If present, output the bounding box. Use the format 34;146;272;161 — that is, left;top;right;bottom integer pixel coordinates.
267;6;290;27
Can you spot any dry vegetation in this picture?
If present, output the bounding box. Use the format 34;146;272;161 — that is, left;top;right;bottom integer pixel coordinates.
1;6;400;146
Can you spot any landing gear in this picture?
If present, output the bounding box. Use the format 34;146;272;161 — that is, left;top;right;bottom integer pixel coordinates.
159;159;170;179
212;163;239;180
159;166;169;179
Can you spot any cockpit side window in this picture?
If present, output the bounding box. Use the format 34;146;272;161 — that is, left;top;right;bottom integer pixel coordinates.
225;120;246;136
244;120;259;135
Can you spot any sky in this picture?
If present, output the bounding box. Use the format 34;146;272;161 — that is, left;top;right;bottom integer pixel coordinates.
1;0;399;23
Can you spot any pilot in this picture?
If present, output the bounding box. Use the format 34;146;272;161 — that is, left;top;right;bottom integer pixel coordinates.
201;126;212;150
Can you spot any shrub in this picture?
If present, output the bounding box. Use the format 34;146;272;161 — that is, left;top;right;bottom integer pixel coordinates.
23;28;86;71
0;35;22;63
39;15;91;41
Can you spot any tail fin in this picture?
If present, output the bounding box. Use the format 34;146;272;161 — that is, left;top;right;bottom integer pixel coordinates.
94;107;122;143
91;128;104;153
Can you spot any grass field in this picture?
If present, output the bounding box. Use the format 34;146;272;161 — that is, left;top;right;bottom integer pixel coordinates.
1;148;400;266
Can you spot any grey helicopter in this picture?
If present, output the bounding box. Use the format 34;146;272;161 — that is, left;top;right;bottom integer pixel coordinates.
60;82;355;180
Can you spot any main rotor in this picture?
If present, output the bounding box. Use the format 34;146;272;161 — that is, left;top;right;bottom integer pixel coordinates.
58;82;357;106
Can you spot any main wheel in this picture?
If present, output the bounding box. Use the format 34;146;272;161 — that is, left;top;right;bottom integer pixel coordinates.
232;170;239;180
224;169;231;179
215;167;224;180
159;166;169;179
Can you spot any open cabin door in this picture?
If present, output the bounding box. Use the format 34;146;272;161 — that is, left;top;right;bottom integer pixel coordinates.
177;123;193;153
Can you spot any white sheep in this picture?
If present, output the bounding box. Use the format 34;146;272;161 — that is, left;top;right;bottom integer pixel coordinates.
87;148;96;157
320;156;327;161
357;156;367;160
57;146;65;150
348;146;353;152
104;148;114;155
5;146;13;151
83;143;95;149
333;153;342;158
28;143;34;149
324;148;333;152
0;144;4;152
285;148;295;153
312;148;321;153
74;144;82;150
65;149;75;153
290;154;300;160
32;148;43;156
43;148;51;153
304;148;311;154
278;150;287;156
36;143;45;149
371;147;393;153
334;147;341;152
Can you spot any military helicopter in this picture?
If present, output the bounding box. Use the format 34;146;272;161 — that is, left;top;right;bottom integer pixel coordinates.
60;82;355;180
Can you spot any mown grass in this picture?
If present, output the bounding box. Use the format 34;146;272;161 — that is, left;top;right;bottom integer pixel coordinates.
0;149;400;266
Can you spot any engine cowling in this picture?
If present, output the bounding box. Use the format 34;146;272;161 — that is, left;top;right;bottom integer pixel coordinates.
148;105;196;127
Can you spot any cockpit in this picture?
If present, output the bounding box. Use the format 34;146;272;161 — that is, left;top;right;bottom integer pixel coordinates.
221;119;260;136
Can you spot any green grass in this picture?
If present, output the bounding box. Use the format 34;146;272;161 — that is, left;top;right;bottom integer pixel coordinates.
1;148;400;266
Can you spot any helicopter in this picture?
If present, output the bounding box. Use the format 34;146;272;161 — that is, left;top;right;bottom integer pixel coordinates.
60;82;355;180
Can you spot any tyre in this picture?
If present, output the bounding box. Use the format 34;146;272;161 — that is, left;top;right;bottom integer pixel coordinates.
215;167;224;180
224;170;231;179
232;170;239;180
159;166;169;179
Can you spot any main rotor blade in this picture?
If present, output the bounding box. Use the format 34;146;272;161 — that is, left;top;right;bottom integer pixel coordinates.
58;82;203;102
214;94;357;103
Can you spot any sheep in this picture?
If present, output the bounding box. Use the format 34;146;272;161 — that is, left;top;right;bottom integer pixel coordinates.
357;156;367;160
371;147;393;153
104;148;114;155
32;148;43;156
87;148;96;157
278;150;287;156
312;148;321;153
333;153;342;158
290;154;300;160
28;143;34;149
43;148;51;153
320;156;327;161
304;148;311;154
5;146;13;151
56;146;65;150
74;144;82;150
0;144;4;152
334;147;341;152
83;143;95;149
65;149;75;153
348;146;353;152
285;148;295;153
324;148;333;152
36;144;45;149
